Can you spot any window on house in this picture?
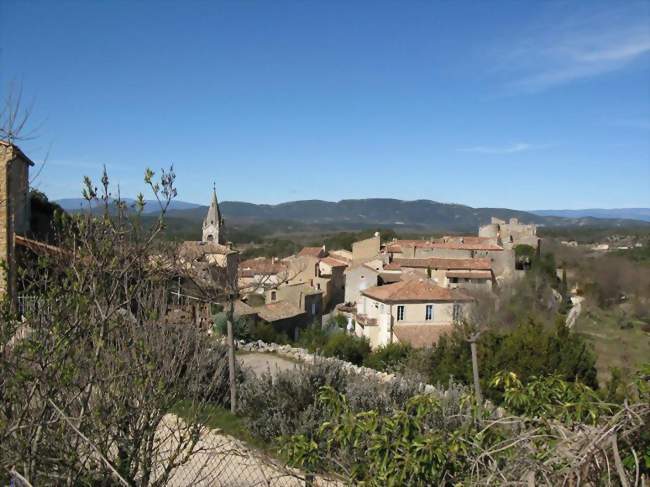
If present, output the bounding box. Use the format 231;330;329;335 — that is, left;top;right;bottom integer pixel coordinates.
317;283;321;290
397;305;405;321
425;304;433;321
271;291;276;301
453;303;462;323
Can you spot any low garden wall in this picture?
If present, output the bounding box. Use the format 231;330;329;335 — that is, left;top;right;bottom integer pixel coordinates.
237;339;439;395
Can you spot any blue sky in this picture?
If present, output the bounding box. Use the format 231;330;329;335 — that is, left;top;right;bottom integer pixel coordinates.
1;0;648;209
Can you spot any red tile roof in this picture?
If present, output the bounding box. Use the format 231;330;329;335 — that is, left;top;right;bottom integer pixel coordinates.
386;238;503;253
298;246;327;258
239;258;287;275
320;256;348;268
255;301;305;322
361;278;473;303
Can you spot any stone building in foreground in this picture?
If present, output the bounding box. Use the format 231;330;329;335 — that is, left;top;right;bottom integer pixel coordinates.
0;140;32;301
354;277;473;349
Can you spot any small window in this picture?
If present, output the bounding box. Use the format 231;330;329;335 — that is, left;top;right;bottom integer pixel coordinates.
397;305;405;321
453;303;462;323
425;304;433;321
317;283;321;290
271;291;277;301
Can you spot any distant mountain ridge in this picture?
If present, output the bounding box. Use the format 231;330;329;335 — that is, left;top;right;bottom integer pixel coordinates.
55;198;202;213
532;208;650;222
55;197;650;233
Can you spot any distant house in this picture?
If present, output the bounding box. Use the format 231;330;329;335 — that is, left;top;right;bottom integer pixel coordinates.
255;301;309;340
384;235;515;283
284;245;347;310
265;281;322;323
385;257;494;291
238;257;288;294
344;259;383;304
354;278;472;349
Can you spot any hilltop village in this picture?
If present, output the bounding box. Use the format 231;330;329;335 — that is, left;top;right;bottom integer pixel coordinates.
0;142;541;349
172;185;541;349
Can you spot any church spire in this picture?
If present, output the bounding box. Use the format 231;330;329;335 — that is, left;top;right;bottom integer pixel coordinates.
202;183;224;243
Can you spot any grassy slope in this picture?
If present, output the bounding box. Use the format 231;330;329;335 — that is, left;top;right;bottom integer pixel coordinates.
574;307;650;385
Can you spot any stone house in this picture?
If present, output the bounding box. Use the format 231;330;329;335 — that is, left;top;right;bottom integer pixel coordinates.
344;259;383;305
0;141;32;301
255;300;311;340
264;281;323;323
354;278;473;349
385;236;515;283
383;257;494;291
238;257;288;294
350;233;381;265
284;246;348;310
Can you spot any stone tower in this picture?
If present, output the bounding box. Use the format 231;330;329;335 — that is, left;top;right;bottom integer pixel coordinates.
0;140;32;300
202;185;224;244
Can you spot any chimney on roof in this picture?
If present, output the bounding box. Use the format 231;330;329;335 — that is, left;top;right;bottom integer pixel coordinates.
460;237;464;244
374;231;380;237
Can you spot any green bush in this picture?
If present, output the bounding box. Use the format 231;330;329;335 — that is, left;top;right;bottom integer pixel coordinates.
297;323;330;352
238;360;424;443
364;342;413;372
249;321;290;344
326;313;348;329
322;333;371;365
213;313;256;341
423;320;598;402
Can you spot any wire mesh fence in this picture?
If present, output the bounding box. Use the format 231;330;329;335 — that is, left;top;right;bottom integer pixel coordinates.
4;413;341;487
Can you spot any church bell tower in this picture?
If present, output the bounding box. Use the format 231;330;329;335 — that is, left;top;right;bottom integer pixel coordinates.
202;184;224;244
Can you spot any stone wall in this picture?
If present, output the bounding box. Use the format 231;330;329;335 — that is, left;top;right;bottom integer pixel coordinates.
237;339;439;395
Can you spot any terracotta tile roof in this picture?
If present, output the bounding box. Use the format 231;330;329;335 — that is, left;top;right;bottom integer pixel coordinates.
383;261;402;270
178;241;236;260
355;314;378;326
255;301;305;322
393;324;454;348
233;300;258;318
239;258;287;275
329;250;353;262
298;246;327;258
385;240;432;253
361;278;473;303
393;258;491;271
387;237;503;252
320;256;348;268
361;259;384;272
446;270;493;279
432;237;503;251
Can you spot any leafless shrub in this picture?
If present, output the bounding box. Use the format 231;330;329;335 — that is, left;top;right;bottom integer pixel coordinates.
0;168;231;485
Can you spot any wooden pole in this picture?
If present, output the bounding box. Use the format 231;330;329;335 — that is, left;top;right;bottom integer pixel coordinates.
226;295;237;413
470;335;482;405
